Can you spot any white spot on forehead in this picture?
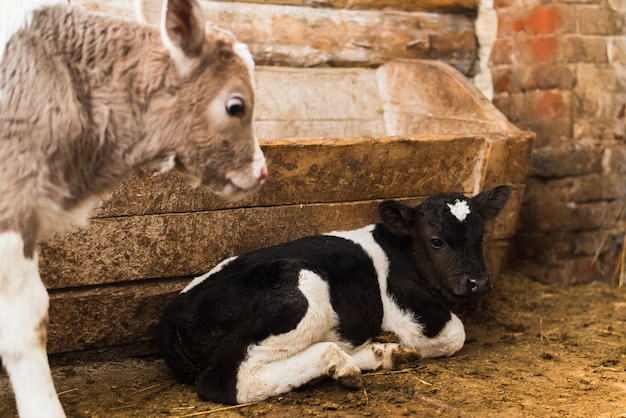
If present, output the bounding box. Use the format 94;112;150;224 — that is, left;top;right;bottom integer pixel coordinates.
447;199;471;222
234;42;255;79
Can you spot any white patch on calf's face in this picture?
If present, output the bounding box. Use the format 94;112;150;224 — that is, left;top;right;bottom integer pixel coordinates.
233;42;255;84
447;199;471;222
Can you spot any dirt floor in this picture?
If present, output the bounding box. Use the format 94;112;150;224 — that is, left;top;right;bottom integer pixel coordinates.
1;270;626;417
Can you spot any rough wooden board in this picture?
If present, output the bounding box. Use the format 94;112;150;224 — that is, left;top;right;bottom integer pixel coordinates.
481;135;534;189
40;199;422;289
214;2;476;73
376;60;515;135
71;1;476;74
480;135;534;240
46;233;506;356
256;120;386;140
254;67;385;140
212;0;478;13
47;279;183;354
482;239;509;281
489;186;525;240
92;136;485;218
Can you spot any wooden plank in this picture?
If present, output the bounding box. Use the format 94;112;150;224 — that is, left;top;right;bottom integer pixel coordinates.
92;136;485;218
47;279;183;354
71;0;478;15
47;219;506;356
211;0;478;14
48;206;508;355
71;0;477;74
200;2;476;73
254;67;386;140
40;199;420;289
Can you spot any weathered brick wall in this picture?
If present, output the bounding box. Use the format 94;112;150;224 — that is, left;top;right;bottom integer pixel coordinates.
489;0;626;284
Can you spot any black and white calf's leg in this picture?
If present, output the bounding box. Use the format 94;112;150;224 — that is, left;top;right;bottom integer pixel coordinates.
0;232;65;418
233;340;420;403
227;269;421;404
234;342;362;403
348;342;420;371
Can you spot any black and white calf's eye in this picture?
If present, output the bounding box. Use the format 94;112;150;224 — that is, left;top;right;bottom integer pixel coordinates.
226;97;246;117
430;238;444;249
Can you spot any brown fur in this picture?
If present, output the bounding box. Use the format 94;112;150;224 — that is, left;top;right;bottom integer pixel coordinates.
0;2;265;415
0;3;263;257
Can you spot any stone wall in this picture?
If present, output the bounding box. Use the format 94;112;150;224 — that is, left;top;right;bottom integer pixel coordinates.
487;0;626;284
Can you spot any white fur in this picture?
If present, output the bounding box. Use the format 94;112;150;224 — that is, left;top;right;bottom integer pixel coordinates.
182;256;237;293
329;225;465;359
159;154;176;173
233;43;255;87
447;199;471;222
225;143;266;193
417;313;465;358
234;266;430;402
236;269;359;402
237;341;358;403
348;342;406;370
0;232;64;418
0;0;64;62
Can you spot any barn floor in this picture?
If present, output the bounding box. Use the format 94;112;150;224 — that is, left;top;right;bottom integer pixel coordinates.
1;270;626;417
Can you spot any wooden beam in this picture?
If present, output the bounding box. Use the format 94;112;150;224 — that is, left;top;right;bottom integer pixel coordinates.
211;0;478;14
39;135;486;289
71;0;478;75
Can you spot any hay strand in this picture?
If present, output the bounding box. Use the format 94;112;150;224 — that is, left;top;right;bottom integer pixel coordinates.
174;402;258;417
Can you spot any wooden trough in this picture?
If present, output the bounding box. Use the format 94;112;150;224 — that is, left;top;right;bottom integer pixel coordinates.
41;58;534;359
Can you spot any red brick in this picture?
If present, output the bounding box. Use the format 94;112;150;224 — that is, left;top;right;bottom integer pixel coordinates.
494;0;514;8
492;67;512;93
497;9;524;37
493;64;576;93
530;90;566;120
577;5;622;35
516;35;557;63
524;5;559;35
559;35;608;63
490;37;514;65
528;144;602;177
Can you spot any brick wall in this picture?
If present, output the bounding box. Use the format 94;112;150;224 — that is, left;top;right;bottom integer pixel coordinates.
489;0;626;284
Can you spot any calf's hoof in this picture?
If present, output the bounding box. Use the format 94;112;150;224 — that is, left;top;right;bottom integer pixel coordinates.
392;345;421;367
337;372;363;389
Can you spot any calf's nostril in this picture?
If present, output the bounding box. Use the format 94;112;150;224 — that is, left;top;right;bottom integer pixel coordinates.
259;166;268;182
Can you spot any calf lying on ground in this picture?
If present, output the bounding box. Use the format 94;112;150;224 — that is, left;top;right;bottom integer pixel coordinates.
0;0;267;416
159;185;511;404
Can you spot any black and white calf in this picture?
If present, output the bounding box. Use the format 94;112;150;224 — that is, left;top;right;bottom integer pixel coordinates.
158;185;511;404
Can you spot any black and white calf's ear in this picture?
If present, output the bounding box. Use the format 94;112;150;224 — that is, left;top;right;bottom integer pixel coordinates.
378;200;416;237
470;185;512;221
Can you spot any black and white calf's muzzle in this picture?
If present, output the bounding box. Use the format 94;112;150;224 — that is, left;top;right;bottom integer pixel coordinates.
452;274;493;298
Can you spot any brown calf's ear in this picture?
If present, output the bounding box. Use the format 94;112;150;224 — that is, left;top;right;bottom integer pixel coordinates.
165;0;206;57
471;185;511;221
378;200;415;237
161;0;214;76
